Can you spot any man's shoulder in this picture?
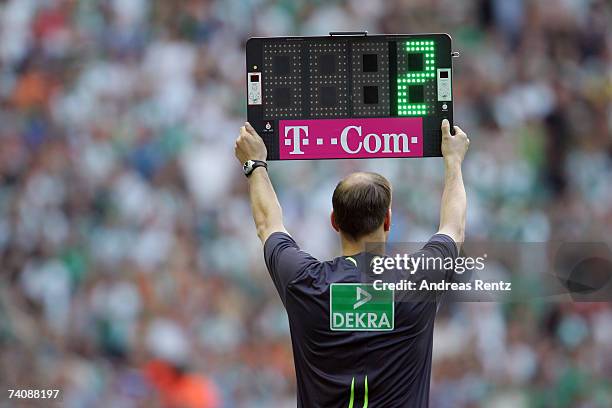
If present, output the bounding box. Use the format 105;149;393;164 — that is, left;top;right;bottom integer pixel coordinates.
284;257;362;298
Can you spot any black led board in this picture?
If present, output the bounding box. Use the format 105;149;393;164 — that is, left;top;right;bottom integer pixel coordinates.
246;32;454;160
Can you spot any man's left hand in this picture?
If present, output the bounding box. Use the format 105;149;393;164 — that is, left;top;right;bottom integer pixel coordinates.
235;122;267;164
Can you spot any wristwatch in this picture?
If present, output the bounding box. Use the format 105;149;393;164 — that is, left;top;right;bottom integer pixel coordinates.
243;160;268;177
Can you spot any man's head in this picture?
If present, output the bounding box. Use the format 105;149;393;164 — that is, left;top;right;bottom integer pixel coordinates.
331;172;392;241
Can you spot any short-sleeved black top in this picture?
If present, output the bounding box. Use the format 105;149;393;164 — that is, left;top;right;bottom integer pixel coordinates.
264;232;458;408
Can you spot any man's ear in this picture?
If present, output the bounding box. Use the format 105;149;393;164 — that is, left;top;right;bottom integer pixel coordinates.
330;211;339;232
383;208;392;232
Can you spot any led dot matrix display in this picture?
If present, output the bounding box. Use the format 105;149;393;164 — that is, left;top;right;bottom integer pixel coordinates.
246;33;454;159
397;40;436;116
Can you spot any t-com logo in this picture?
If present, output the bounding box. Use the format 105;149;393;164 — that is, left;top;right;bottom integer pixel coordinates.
279;118;423;160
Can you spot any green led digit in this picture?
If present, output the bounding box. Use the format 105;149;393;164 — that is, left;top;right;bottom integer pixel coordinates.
397;40;436;116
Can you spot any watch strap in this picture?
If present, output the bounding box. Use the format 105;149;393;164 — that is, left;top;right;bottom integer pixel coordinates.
245;160;268;177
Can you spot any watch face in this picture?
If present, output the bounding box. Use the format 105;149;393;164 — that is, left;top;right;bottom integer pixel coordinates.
243;160;253;175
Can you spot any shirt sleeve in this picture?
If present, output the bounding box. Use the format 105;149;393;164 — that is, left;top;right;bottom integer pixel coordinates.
263;232;319;306
405;233;459;288
422;233;458;262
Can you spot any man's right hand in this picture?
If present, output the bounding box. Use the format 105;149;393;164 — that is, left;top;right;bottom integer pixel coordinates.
441;119;470;166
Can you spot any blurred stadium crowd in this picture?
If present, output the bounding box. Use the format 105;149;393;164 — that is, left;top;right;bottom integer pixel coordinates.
0;0;611;407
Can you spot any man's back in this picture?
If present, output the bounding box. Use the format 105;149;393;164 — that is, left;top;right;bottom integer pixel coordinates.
265;232;457;407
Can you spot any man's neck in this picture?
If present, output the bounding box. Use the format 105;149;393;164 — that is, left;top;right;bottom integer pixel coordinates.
340;230;386;257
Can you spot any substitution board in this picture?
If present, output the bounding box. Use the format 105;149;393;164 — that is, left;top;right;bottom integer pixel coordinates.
246;32;455;160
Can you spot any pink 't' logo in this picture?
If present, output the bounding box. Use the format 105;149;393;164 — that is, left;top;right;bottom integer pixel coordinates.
278;118;423;160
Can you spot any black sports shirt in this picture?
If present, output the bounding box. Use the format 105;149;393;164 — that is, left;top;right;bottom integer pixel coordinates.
264;232;458;407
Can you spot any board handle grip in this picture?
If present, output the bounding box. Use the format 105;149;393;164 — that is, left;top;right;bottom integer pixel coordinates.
329;31;368;36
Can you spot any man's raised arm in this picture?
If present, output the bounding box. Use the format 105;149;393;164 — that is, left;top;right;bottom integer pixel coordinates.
437;119;470;251
235;122;287;244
